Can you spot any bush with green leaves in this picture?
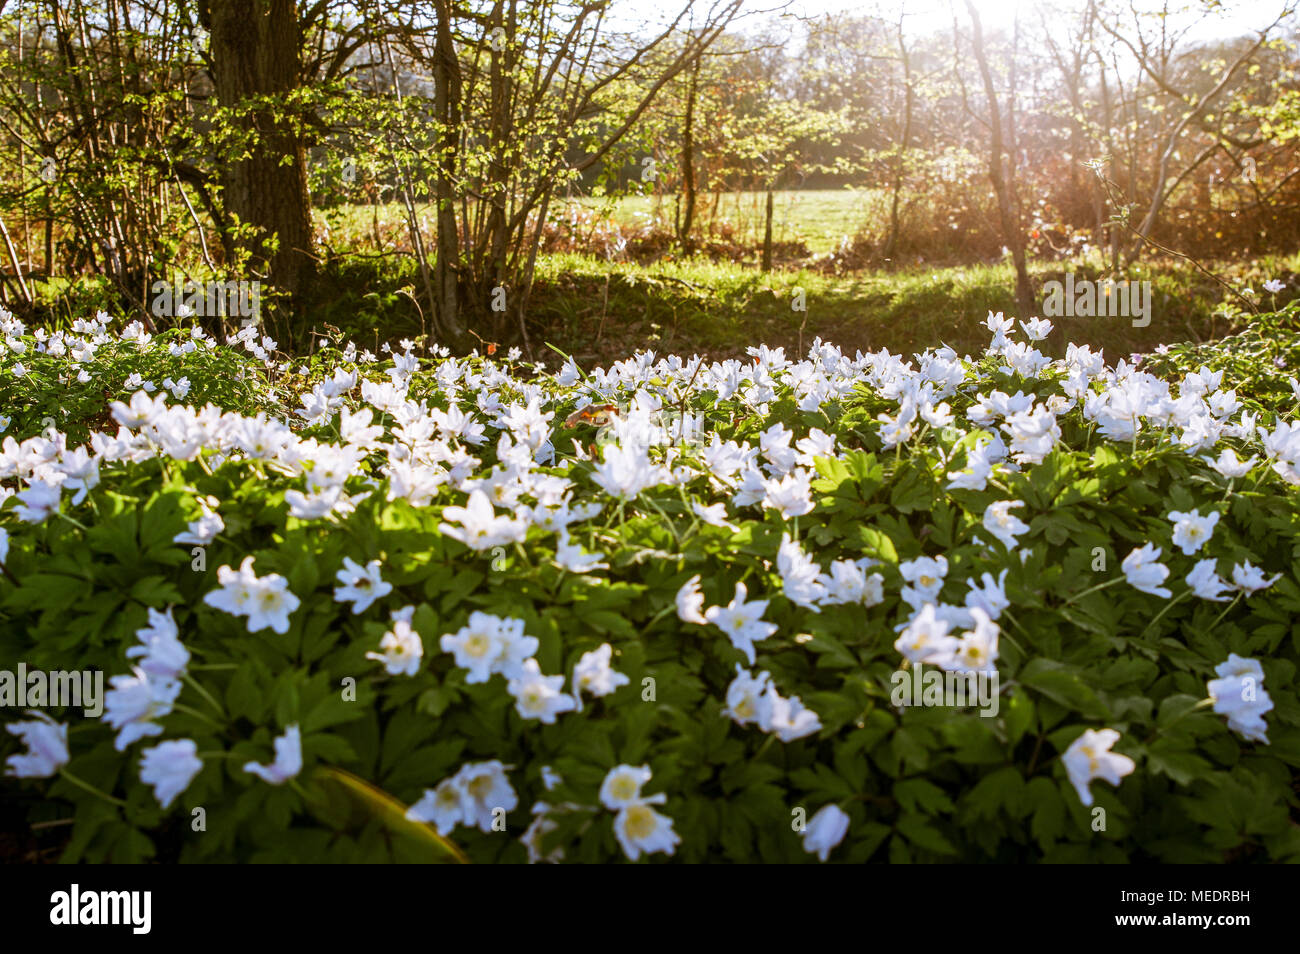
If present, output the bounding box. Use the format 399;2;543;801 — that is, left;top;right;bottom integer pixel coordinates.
1;306;1298;863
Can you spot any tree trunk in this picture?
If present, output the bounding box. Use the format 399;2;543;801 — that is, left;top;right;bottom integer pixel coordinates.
883;15;913;262
761;188;773;272
432;0;465;342
965;1;1035;322
484;2;513;342
678;54;699;253
204;0;315;301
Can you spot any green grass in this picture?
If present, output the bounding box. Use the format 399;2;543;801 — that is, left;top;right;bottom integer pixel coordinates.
286;246;1300;363
562;188;887;255
316;189;889;257
19;193;1297;365
525;253;1293;364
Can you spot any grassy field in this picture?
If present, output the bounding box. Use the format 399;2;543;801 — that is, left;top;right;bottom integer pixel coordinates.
317;189;889;257
560;188;887;254
307;191;1300;363
527;253;1300;362
22;192;1294;364
306;246;1300;366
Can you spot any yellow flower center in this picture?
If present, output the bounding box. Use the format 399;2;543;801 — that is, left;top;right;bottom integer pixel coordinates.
610;776;638;801
623;804;656;840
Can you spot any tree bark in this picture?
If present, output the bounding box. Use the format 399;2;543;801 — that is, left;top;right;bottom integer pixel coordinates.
204;0;315;300
761;188;773;272
678;53;699;253
965;1;1035;322
432;0;465;341
883;13;913;262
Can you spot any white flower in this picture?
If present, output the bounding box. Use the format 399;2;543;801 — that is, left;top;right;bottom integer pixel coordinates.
946;608;1000;674
1230;560;1280;594
802;804;850;862
243;724;302;785
894;603;959;665
705;581;777;665
613;802;680;861
795;427;836;466
600;764;659;811
203;557;300;634
455;760;518;831
102;669;181;751
333;557;392;614
201;556;258;616
1063;728;1136;807
675;575;708;624
125;607;190;680
245;574;299;634
4;712;69;778
406;777;467;835
110;389;165;429
13;481;61;523
1204;448;1256;478
899;555;948;607
691;501;738;530
366;607;424;676
1186;559;1231;602
1122;544;1172;598
0;526;8;564
982;500;1030;550
1019;317;1053;341
762;469;815;518
1263;278;1285;293
778;533;827;610
1002;405;1059;463
1167;509;1220;556
553;530;608;572
947;444;994;491
768;693;822;741
522;805;564;863
173;506;223;546
163;376;191;400
506;659;576;724
139;739;203;808
572;643;629;701
1207;654;1272;744
820;559;884;607
722;665;775;728
984;311;1014;349
964;569;1009;620
590;443;670;499
438;489;527;551
440;611;537;683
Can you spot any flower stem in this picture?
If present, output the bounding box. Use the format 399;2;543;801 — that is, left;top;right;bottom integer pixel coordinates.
59;768;127;808
1140;590;1190;640
1207;592;1244;632
182;673;227;719
172;702;225;731
1064;576;1122;605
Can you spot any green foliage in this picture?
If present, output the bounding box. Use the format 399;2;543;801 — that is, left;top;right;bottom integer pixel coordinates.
1;312;1298;864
